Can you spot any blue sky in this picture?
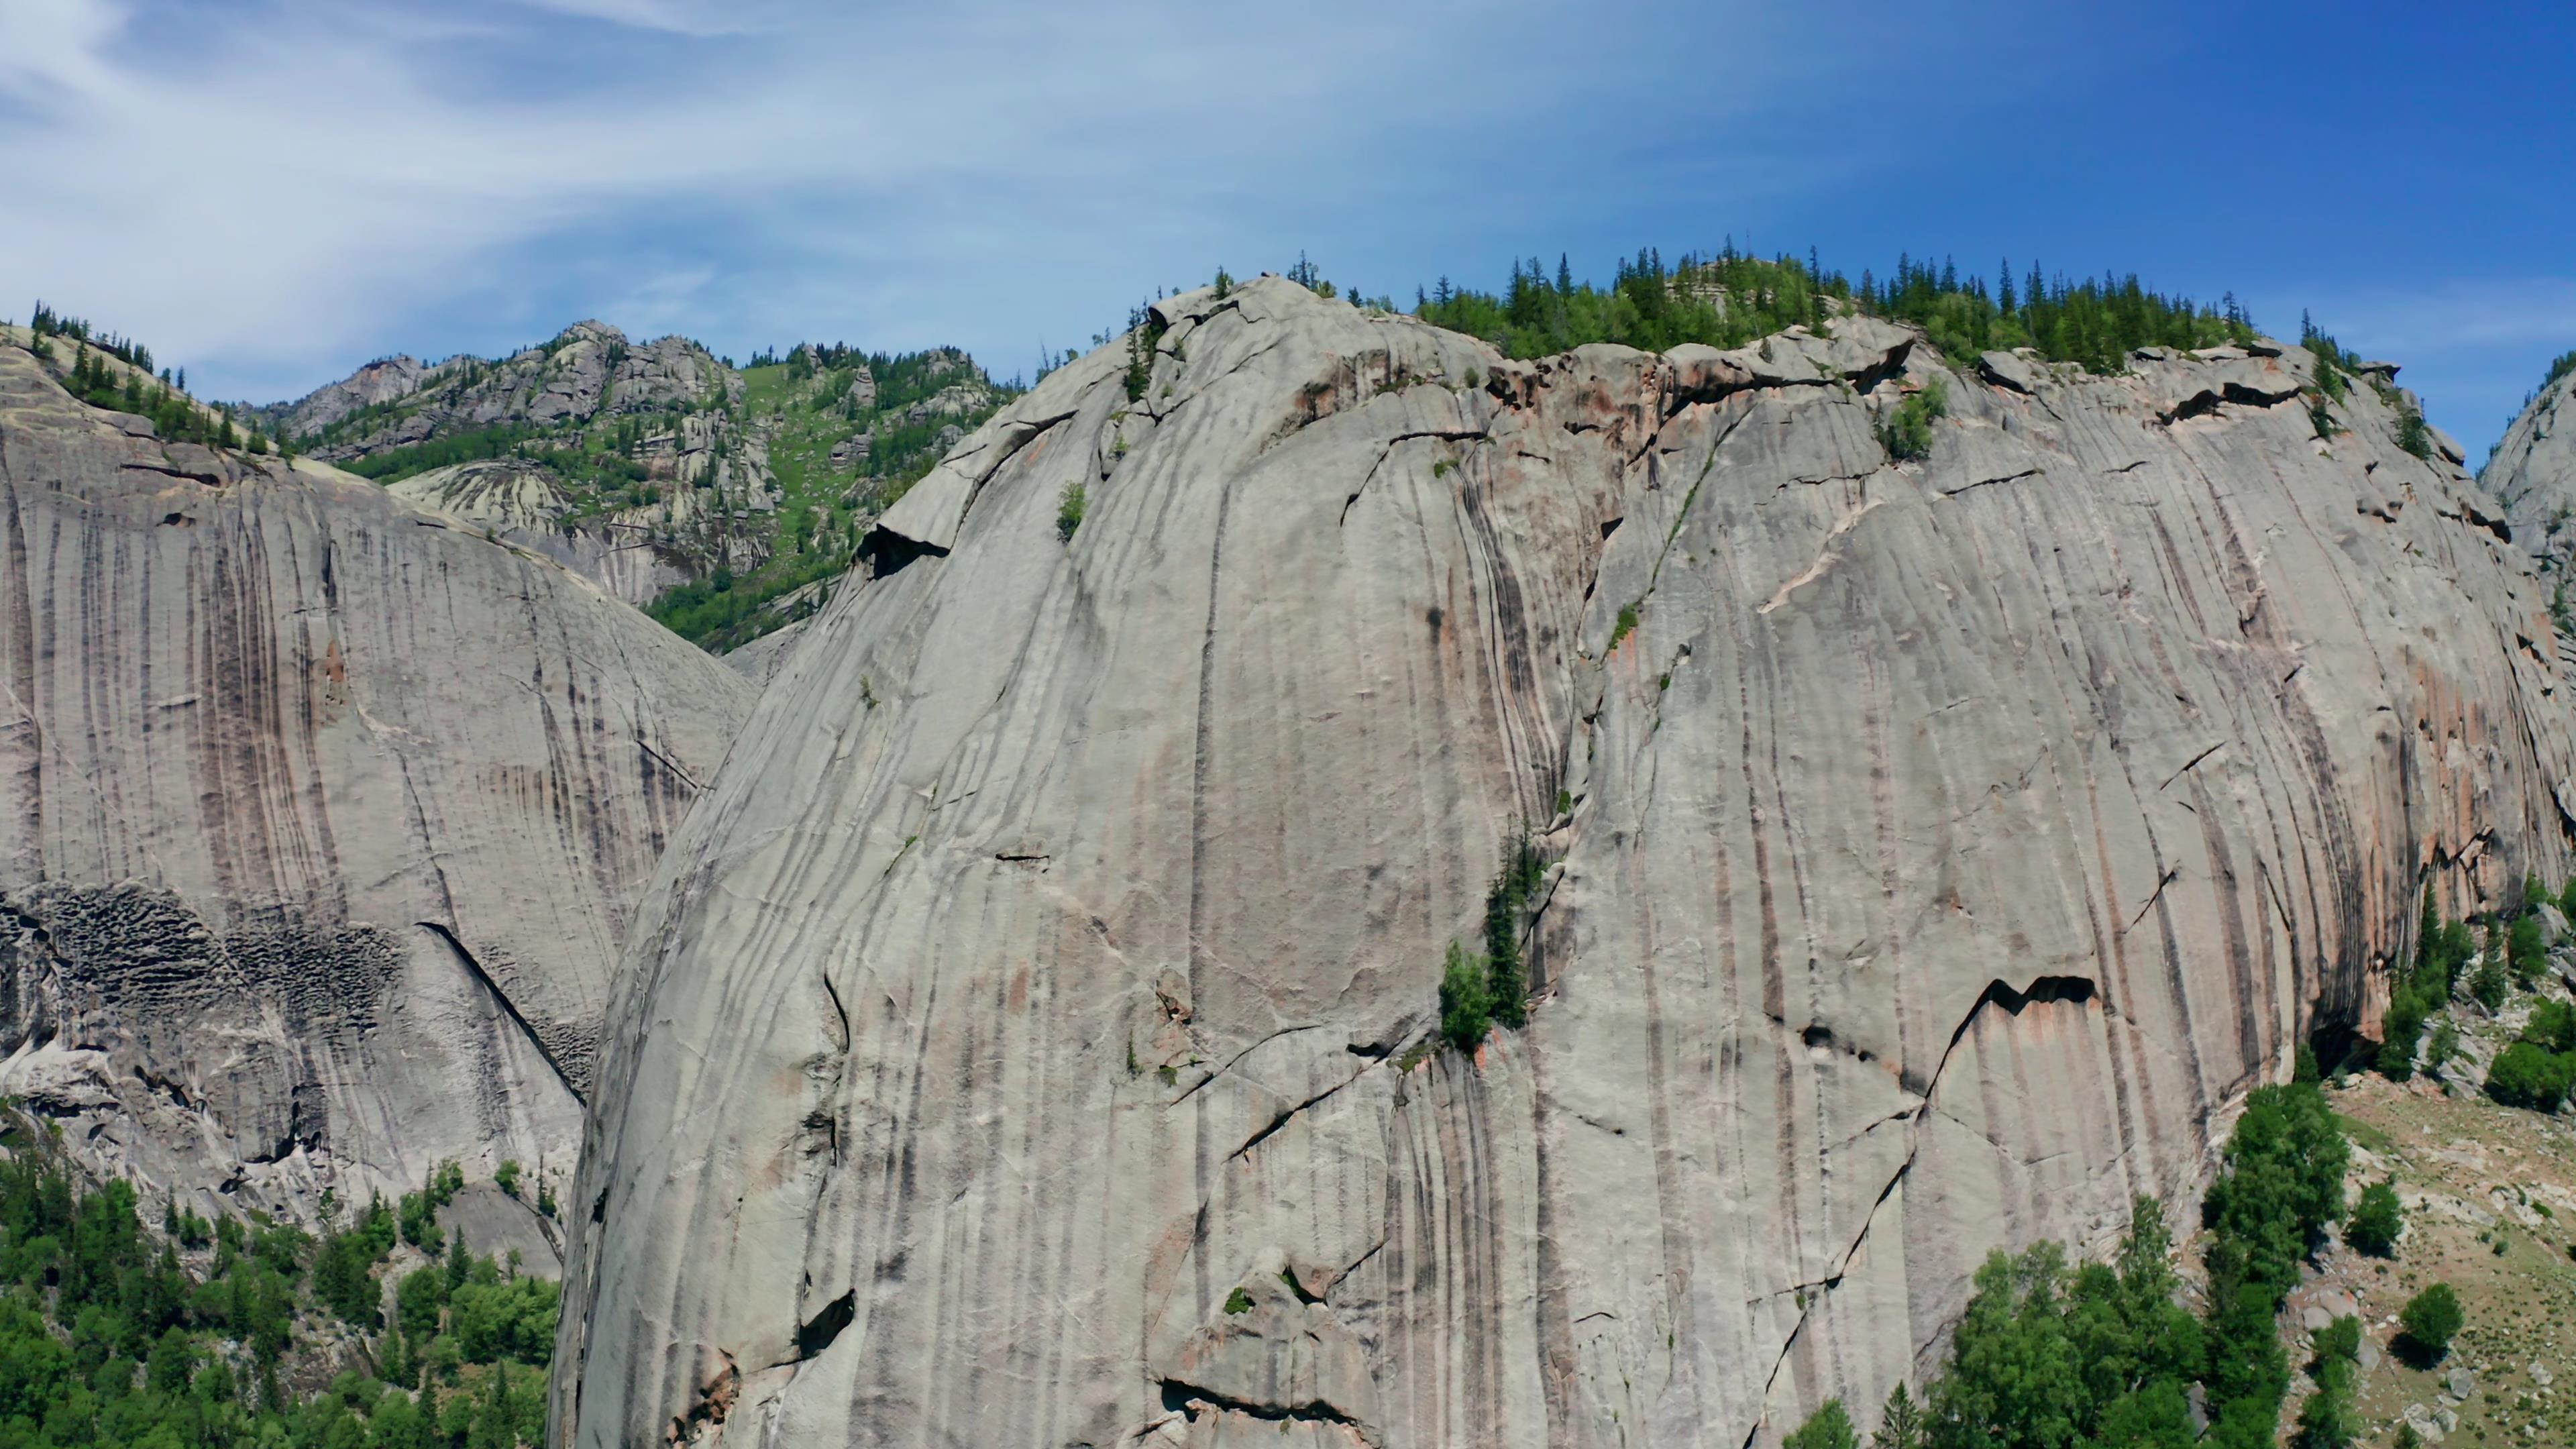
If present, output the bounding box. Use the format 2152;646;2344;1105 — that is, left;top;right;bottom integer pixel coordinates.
1;0;2569;460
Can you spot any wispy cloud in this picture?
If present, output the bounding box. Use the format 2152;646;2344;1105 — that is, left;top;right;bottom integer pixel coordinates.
0;0;1911;398
22;0;2547;463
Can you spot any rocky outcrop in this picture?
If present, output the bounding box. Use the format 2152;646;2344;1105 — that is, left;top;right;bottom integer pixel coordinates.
553;278;2575;1448
0;337;754;1241
273;354;429;439
387;460;695;607
290;323;732;453
2491;364;2576;574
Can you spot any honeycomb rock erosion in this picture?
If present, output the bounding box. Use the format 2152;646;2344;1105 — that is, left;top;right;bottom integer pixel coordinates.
555;280;2575;1446
0;338;753;1235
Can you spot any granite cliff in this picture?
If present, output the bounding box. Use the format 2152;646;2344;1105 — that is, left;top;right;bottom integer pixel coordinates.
2491;356;2576;578
0;328;753;1251
553;277;2576;1446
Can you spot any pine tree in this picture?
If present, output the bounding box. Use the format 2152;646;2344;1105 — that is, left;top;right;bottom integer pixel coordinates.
1870;1383;1926;1449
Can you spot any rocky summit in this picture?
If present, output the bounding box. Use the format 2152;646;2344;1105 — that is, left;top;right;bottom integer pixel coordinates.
0;327;752;1256
252;324;1011;650
552;278;2576;1446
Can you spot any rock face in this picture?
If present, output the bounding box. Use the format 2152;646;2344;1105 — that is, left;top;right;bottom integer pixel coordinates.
288;323;735;453
2491;364;2576;574
272;354;428;439
0;337;753;1241
387;459;695;607
553;279;2575;1446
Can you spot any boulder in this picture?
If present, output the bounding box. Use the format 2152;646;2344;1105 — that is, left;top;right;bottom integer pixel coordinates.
555;279;2576;1448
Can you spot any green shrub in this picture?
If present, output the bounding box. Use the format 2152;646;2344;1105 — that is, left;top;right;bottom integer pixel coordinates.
1877;377;1947;462
2306;396;2337;440
449;1274;559;1363
1222;1287;1253;1315
1439;941;1492;1052
2424;1018;2459;1071
1483;832;1545;1030
2396;409;2433;460
2471;949;2510;1010
2486;1041;2576;1111
2294;1348;2358;1448
2344;1179;2402;1257
2377;993;2423;1081
2526;998;2576;1053
2398;1283;2463;1362
1122;304;1165;402
494;1160;521;1199
1057;481;1087;541
2310;1313;2361;1367
396;1265;447;1338
2508;913;2546;985
1782;1397;1857;1449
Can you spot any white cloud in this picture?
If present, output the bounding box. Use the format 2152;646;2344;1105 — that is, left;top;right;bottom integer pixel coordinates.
0;0;1978;400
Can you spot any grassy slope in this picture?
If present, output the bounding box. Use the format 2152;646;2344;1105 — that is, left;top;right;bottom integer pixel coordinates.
2308;1053;2576;1443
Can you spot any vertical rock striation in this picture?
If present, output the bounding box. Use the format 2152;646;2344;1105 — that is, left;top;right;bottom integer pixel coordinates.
556;279;2574;1446
0;337;753;1239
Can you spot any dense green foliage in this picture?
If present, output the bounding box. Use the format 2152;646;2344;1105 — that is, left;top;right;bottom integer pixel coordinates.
0;1134;553;1448
19;303;262;455
1920;1199;2203;1448
2486;998;2576;1110
2395;408;2434;460
1437;941;1492;1053
1782;1397;1857;1449
2397;873;2576;1111
2507;910;2548;985
2293;1314;2362;1449
1056;482;1086;541
27;303;152;376
2398;1283;2463;1362
1436;831;1548;1053
1411;246;2256;374
2548;350;2576;391
1875;1083;2350;1449
1877;378;1947;462
47;347;252;452
2379;886;2477;1080
2343;1178;2403;1257
1122;304;1165;403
